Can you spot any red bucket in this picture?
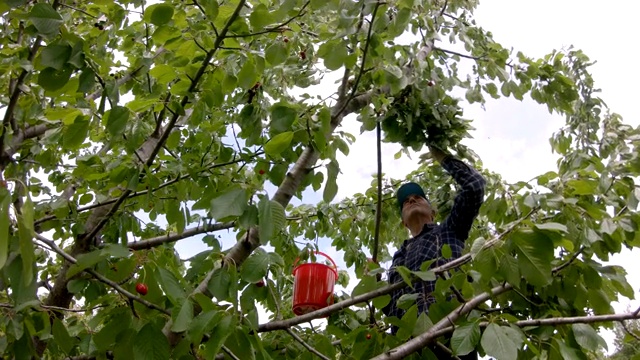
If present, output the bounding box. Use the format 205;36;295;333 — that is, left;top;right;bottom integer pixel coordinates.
292;251;338;316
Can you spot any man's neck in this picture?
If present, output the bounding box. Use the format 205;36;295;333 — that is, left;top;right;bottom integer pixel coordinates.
407;219;433;237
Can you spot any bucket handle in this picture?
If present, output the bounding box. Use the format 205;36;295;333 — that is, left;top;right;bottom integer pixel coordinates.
292;251;338;276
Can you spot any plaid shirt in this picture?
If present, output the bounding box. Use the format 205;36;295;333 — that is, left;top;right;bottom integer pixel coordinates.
383;156;486;328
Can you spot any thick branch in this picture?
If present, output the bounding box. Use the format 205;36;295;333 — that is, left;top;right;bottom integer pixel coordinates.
35;234;169;315
371;283;513;360
372;245;585;360
127;221;234;250
259;209;536;331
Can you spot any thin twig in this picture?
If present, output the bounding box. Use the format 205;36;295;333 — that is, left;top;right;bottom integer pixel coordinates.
552;246;584;273
224;1;310;38
285;329;331;360
221;346;241;360
35;234;170;316
0;302;107;313
620;320;640;342
435;341;460;360
372;121;382;263
333;1;381;119
59;3;97;18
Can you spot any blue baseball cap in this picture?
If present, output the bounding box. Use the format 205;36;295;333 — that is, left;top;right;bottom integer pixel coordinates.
396;182;429;212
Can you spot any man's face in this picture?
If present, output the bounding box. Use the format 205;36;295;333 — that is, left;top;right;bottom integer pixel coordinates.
401;194;433;226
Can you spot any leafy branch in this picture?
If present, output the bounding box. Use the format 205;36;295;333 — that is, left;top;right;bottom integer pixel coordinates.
35;234;169;315
0;0;61;165
372;244;589;359
258;208;535;331
224;1;310;38
285;328;331;360
0;302;107;313
126;221;234;250
33;153;261;228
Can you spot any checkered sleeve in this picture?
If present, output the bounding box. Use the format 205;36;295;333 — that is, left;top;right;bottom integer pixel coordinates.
440;156;486;240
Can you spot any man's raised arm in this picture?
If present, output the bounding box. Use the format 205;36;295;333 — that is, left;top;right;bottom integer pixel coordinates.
429;146;486;240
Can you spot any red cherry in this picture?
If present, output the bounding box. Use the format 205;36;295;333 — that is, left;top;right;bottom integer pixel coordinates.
366;333;372;340
135;283;148;295
258;169;266;175
256;280;265;287
299;51;306;60
427;80;435;86
283;37;289;43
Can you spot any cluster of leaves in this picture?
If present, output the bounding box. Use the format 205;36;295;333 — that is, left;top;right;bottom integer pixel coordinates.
380;84;473;152
1;0;640;359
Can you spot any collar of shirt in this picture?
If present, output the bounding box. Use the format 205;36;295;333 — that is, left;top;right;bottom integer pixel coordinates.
400;222;438;248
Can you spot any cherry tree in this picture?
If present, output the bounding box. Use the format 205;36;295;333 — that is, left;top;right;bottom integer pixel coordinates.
1;0;639;359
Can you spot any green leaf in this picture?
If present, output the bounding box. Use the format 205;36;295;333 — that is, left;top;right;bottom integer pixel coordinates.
105;106;130;137
258;198;274;243
157;267;186;306
480;323;518;360
451;322;481;356
395;266;414;288
171;298;194;333
210;187;248;220
147;4;174;26
17;194;35;286
149;64;177;85
133;322;170;360
29;3;63;36
264;131;293;157
372;294;391;309
240;249;269;283
470;237;486;259
203;314;235;358
323;161;339;203
40;44;72;70
512;230;553;287
237;59;258;90
249;4;274;29
318;40;347;70
441;244;452;258
411;270;436;281
270;103;298;133
270;201;286;232
208;267;231;301
572;323;605;352
188;310;219;345
0;188;10;269
38;66;72;91
52;318;75;354
67;250;104;279
200;0;218;21
265;43;287;66
63;116;89;149
535;222;568;233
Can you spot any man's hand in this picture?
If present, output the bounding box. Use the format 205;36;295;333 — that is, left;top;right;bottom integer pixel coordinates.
428;145;449;163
